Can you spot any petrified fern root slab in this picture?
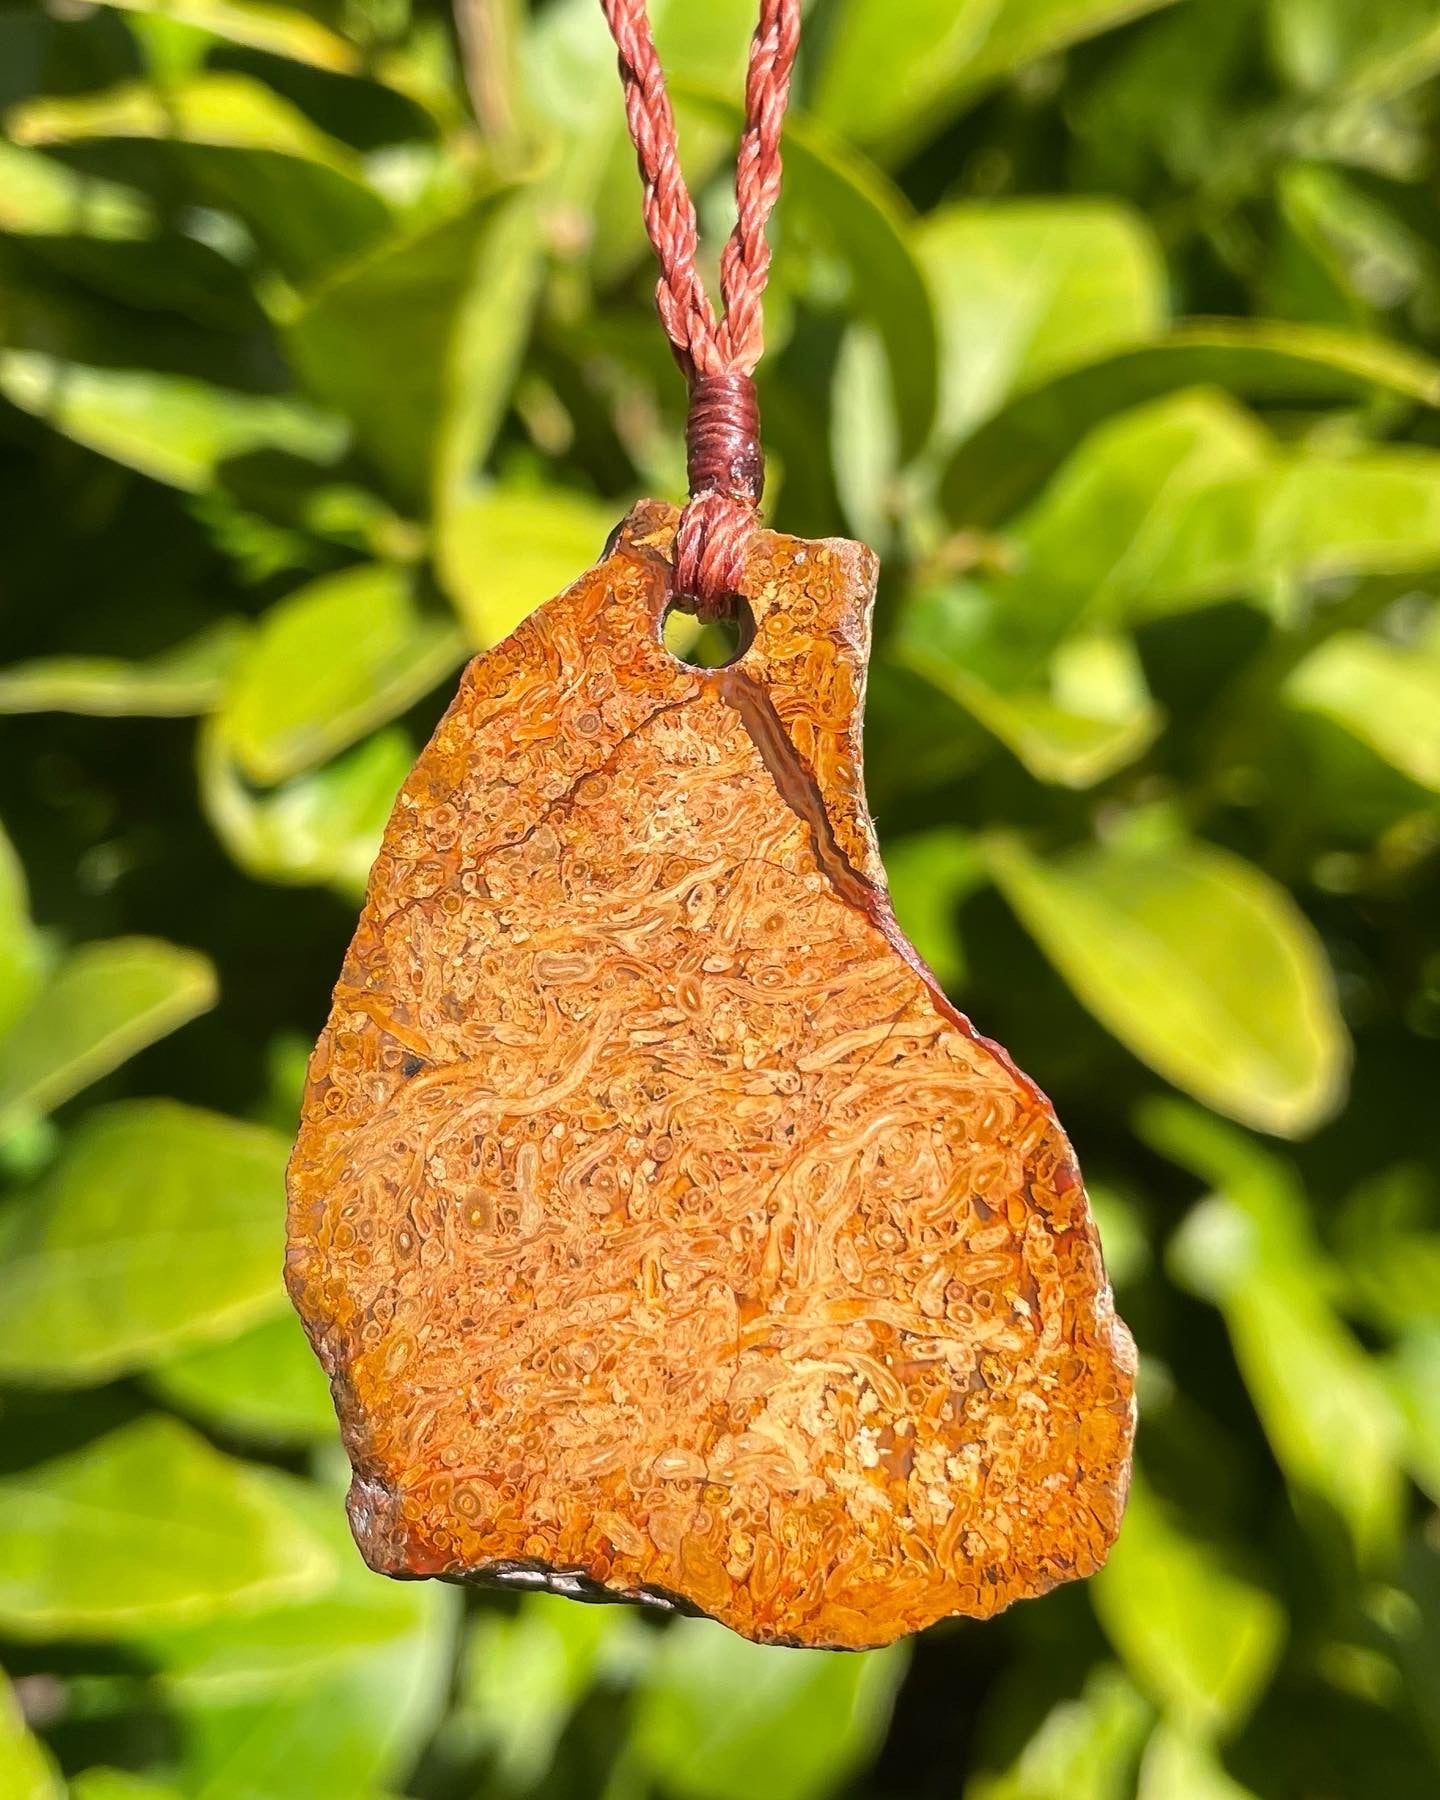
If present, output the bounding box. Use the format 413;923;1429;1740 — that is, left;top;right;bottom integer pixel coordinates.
285;500;1135;1650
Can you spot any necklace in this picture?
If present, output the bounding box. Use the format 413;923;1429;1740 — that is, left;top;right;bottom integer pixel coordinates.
286;0;1135;1651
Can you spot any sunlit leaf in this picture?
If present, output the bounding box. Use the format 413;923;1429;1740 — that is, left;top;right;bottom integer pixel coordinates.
0;141;152;239
1137;1723;1261;1800
984;829;1349;1136
199;721;411;898
150;1310;338;1446
86;0;360;74
0;352;347;492
883;827;984;993
218;564;463;785
1287;630;1440;791
944;321;1440;523
630;1622;907;1800
0;1675;62;1800
0;621;246;717
0;819;44;1043
8;75;392;279
1152;1101;1406;1562
283;187;542;511
814;0;1184;157
0;938;218;1136
1387;1327;1440;1505
144;1470;456;1798
453;1596;628;1788
896;592;1164;786
0;1100;288;1384
969;1664;1153;1800
69;1772;184;1800
918;199;1168;442
1094;1472;1286;1734
438;485;620;647
0;1418;331;1637
1268;0;1440;102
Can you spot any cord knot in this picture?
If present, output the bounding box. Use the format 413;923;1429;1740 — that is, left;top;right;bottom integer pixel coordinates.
675;373;763;620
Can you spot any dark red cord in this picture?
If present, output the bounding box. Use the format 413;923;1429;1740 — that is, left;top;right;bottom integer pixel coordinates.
598;0;799;618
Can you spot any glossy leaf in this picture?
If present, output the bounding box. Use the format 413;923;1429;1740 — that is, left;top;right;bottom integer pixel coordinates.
1154;1101;1406;1562
0;820;44;1043
145;1470;456;1798
199;722;411;898
985;830;1348;1135
814;0;1184;157
218;564;464;785
0;1418;331;1637
438;485;621;647
1287;630;1440;791
0;938;218;1135
0;141;152;239
150;1310;338;1445
0;1676;62;1800
284;187;542;510
0;353;347;492
896;591;1164;786
883;827;984;993
8;75;392;280
970;1665;1153;1800
1093;1473;1286;1734
630;1623;907;1800
0;622;247;717
918;199;1168;442
1137;1725;1261;1800
944;321;1440;524
86;0;359;74
0;1100;288;1384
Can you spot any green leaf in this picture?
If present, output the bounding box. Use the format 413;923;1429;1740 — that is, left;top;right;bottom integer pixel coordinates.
1093;1472;1286;1735
455;1597;628;1788
1137;1724;1261;1800
86;0;360;74
0;819;44;1043
218;564;465;785
883;827;985;993
8;75;392;281
1286;630;1440;791
143;1470;456;1799
630;1623;907;1800
70;1772;185;1800
673;91;939;460
437;485;620;647
0;353;347;492
0;141;152;239
1152;1101;1406;1562
0;1675;62;1800
895;592;1164;786
944;321;1440;524
983;828;1349;1136
0;1417;331;1637
0;938;218;1136
1268;0;1440;102
814;0;1185;157
970;1664;1153;1800
150;1310;338;1446
918;199;1169;443
1389;1327;1440;1505
0;621;247;717
283;187;542;511
0;1099;288;1384
199;721;411;898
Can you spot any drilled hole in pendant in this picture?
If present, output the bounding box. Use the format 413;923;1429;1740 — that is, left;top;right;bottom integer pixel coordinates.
661;594;755;669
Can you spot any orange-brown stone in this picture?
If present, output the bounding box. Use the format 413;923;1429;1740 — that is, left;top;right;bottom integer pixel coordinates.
285;501;1135;1649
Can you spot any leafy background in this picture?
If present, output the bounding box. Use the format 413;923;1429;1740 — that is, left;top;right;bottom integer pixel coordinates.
2;0;1439;1794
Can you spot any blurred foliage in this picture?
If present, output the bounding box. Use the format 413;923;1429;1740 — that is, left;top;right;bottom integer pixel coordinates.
2;0;1439;1794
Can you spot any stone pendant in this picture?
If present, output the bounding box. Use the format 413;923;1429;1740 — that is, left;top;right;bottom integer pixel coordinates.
286;501;1135;1651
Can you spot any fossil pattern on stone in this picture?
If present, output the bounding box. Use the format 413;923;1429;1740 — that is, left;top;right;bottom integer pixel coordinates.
285;500;1136;1650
